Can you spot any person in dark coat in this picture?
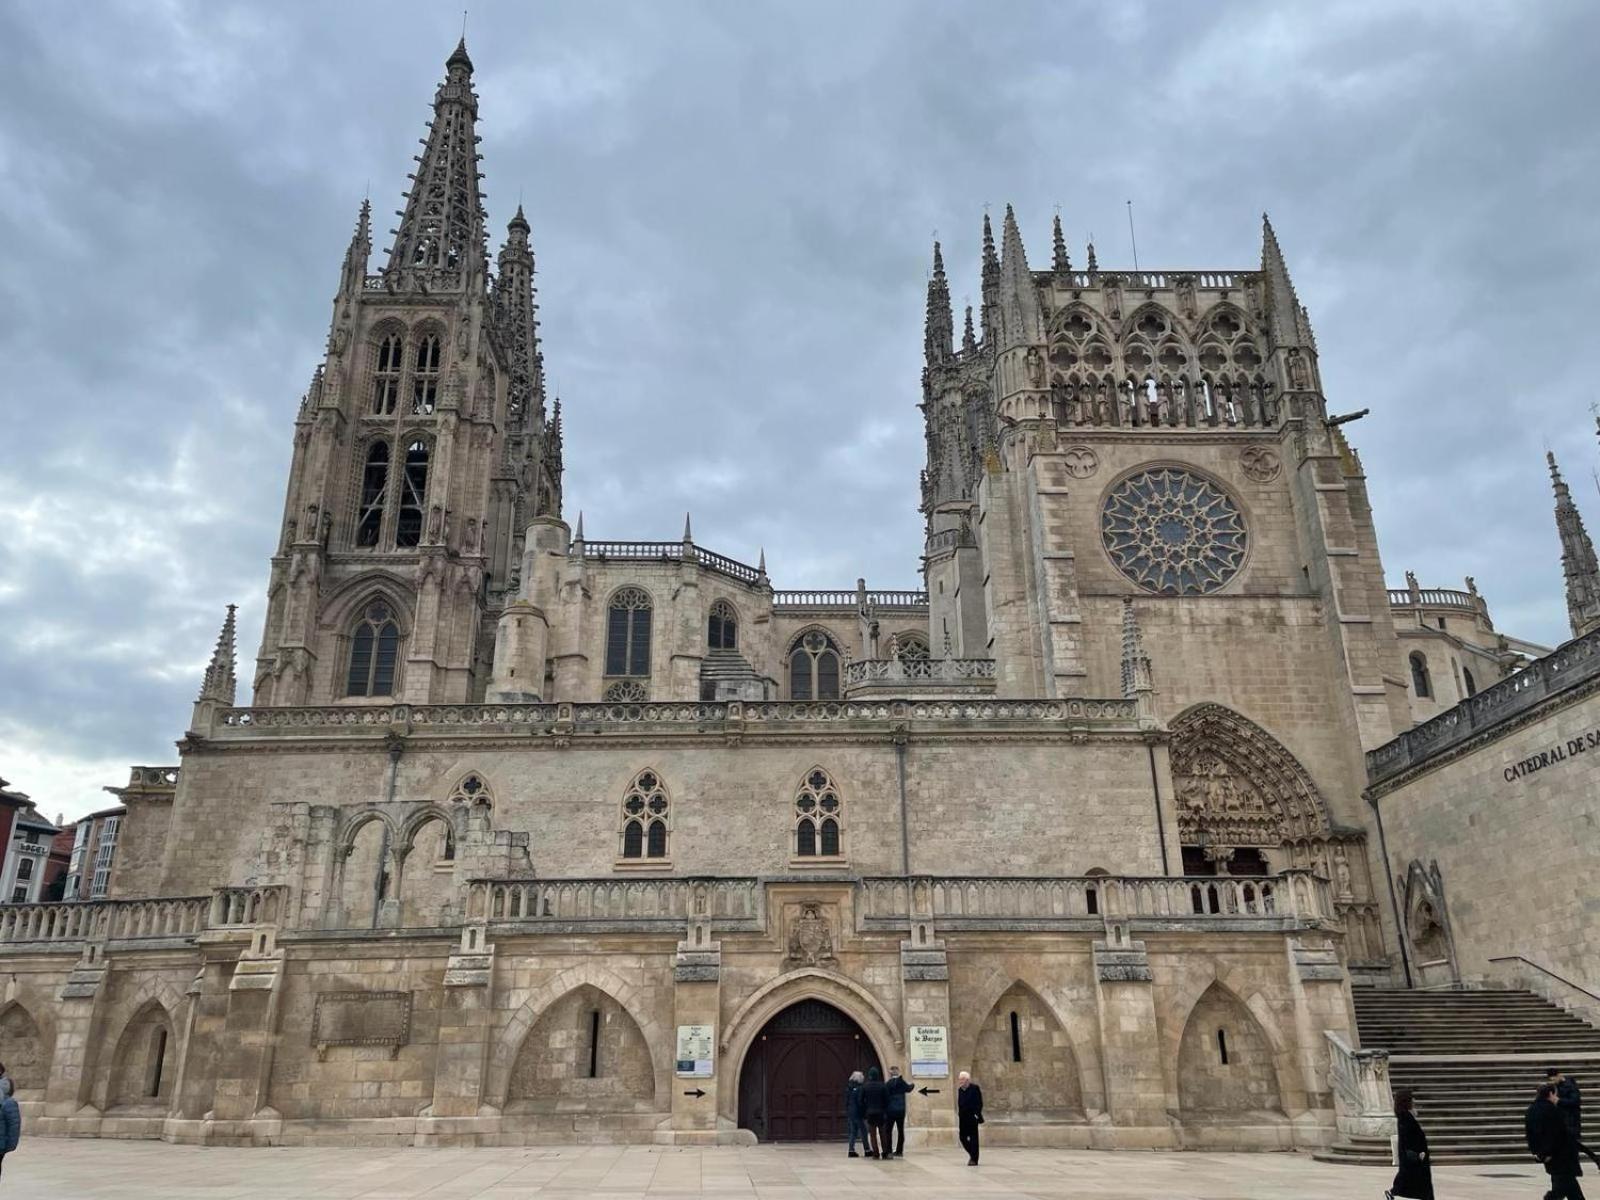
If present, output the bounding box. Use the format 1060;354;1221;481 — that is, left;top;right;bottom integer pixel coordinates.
1387;1088;1434;1200
861;1066;889;1159
1534;1083;1588;1200
0;1076;19;1181
1552;1068;1585;1142
844;1070;866;1157
884;1065;914;1158
956;1070;984;1166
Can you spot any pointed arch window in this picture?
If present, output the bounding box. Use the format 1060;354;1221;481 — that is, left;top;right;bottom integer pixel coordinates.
789;631;841;700
1409;652;1432;699
619;770;669;861
794;768;842;858
411;334;441;415
356;441;390;547
708;600;738;650
373;334;403;415
395;439;430;548
346;601;401;697
1463;666;1477;697
605;588;653;677
893;633;930;665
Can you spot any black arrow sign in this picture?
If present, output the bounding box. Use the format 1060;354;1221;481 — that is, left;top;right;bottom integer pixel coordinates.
683;1087;707;1098
918;1086;941;1096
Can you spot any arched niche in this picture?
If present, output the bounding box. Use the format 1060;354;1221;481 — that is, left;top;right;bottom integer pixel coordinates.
0;1003;50;1098
1175;983;1282;1117
972;982;1085;1121
505;984;657;1114
107;1001;175;1112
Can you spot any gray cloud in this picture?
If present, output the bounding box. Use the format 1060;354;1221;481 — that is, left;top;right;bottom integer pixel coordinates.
2;0;1597;817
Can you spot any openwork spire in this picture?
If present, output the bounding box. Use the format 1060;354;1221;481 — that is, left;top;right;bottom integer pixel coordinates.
495;206;544;430
198;604;238;704
924;241;953;365
385;39;486;284
1052;212;1071;274
1549;452;1600;638
339;198;371;294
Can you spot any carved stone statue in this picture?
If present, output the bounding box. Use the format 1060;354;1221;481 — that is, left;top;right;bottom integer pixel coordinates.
1333;844;1354;901
1025;346;1044;388
1288;349;1310;390
785;902;836;967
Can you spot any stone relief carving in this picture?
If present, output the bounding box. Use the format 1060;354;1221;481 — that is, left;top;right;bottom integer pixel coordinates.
784;902;837;967
1061;445;1099;479
1239;446;1282;483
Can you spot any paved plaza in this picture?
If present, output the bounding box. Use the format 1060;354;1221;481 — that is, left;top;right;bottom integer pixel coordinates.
0;1141;1556;1198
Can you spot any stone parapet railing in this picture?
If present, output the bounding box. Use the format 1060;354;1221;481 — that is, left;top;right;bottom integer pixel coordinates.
210;886;288;928
1387;587;1479;612
1368;624;1600;786
1325;1030;1396;1140
858;870;1333;928
843;658;997;689
578;540;764;587
0;896;209;947
207;696;1141;739
467;877;761;926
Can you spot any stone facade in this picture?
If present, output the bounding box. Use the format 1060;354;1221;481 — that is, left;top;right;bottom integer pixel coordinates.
18;33;1588;1155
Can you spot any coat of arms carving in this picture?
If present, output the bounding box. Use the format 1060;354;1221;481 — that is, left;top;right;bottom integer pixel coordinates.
785;902;836;967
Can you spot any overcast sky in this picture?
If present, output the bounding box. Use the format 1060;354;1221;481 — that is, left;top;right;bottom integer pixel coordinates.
2;0;1597;821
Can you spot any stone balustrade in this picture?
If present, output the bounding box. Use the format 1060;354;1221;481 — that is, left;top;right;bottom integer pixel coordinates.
209;696;1142;738
858;870;1333;927
0;896;209;947
467;877;761;924
1325;1030;1396;1140
843;657;997;689
1387;587;1479;611
209;885;288;928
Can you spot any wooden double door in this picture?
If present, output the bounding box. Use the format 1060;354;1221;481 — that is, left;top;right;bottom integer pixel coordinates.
738;1000;880;1142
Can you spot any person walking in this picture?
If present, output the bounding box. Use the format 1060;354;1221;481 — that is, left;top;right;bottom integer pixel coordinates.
844;1070;866;1158
885;1065;913;1158
861;1066;888;1159
956;1070;984;1166
1534;1082;1588;1200
1385;1088;1433;1200
1552;1068;1585;1142
0;1075;19;1181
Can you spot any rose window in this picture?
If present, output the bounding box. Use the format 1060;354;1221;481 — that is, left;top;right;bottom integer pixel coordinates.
1101;468;1247;595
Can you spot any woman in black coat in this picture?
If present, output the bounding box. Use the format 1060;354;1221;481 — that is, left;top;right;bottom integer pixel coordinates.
1389;1089;1434;1200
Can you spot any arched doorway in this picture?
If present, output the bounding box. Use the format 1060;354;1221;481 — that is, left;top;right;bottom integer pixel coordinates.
737;999;880;1142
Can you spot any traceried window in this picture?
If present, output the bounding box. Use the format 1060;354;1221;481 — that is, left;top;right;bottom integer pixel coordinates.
411;334;441;415
346;601;401;697
355;441;390;547
619;770;669;860
395;440;430;548
708;600;738;650
1101;468;1247;596
1409;652;1432;699
789;631;841;700
604;680;648;703
893;633;930;664
794;768;842;858
372;333;403;415
605;588;653;678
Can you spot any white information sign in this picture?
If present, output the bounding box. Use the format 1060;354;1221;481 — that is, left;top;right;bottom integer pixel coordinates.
908;1024;949;1077
675;1024;715;1077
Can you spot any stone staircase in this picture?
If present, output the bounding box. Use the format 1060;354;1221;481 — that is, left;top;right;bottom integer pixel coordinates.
698;649;768;701
1350;988;1600;1164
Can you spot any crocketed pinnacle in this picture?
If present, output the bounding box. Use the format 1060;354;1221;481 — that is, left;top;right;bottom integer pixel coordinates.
997;204;1042;349
1260;213;1310;348
386;38;486;281
1052;212;1071;274
924;241;953;365
1120;597;1153;699
495;204;543;434
1549;452;1600;638
979;212;1000;344
198;604;238;704
1085;239;1098;273
961;304;976;353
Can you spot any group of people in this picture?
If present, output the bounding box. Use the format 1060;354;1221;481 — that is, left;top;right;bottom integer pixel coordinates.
0;1063;20;1179
843;1067;985;1165
1389;1067;1590;1200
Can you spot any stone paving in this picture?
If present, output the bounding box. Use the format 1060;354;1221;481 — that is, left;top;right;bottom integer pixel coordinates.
0;1141;1558;1197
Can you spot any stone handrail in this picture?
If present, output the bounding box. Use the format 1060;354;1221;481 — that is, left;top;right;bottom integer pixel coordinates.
1487;955;1600;1028
1368;624;1600;785
771;589;858;608
1387;587;1478;611
858;870;1332;925
467;877;760;924
844;658;997;686
209;696;1143;738
1325;1030;1396;1140
577;540;762;586
210;886;288;928
0;896;209;946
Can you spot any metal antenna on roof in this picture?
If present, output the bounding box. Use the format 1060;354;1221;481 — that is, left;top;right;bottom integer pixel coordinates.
1126;200;1140;273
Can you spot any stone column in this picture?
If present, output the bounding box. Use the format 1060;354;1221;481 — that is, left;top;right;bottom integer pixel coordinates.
424;924;496;1131
672;899;721;1143
1090;921;1171;1146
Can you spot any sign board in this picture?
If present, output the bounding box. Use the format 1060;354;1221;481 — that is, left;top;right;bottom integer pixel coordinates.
675;1024;714;1077
908;1024;948;1077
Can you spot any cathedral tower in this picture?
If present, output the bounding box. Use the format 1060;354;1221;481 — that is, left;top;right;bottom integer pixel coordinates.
1548;451;1600;639
252;40;561;706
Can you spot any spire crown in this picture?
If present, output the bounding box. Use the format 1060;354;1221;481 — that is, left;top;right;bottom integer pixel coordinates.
924;240;954;365
447;37;474;74
1549;451;1600;638
198;604;238;705
1051;213;1070;274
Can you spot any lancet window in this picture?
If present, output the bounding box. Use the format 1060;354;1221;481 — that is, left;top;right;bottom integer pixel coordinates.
1409;652;1432;699
355;441;390;547
794;768;842;858
372;333;403;416
346;601;401;697
619;770;669;860
411;334;441;415
605;588;653;678
708;600;738;651
394;440;430;548
789;630;841;701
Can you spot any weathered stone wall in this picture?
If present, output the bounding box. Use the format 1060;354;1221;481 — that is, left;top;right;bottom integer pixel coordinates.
1370;684;1600;990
